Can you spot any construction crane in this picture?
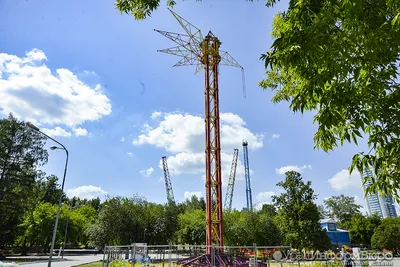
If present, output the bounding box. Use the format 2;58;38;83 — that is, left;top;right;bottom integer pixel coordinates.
224;149;239;212
243;141;253;212
162;156;175;204
155;8;244;264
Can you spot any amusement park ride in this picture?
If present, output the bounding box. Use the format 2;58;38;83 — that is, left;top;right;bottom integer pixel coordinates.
155;8;254;267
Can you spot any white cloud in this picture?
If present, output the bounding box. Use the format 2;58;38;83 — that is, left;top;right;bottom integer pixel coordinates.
73;127;88;136
127;152;133;157
254;191;277;211
328;169;361;190
135;111;263;185
150;111;162;120
276;165;312;175
134;111;263;153
66;185;107;199
184;191;202;200
272;134;280;139
256;191;276;202
120;137;125;142
42;126;72;137
140;167;154;177
0;49;111;133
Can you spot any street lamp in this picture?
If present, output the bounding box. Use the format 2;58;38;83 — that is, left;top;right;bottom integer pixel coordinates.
27;122;69;267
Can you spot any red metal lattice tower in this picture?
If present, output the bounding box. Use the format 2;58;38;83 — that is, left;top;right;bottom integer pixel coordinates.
155;9;243;254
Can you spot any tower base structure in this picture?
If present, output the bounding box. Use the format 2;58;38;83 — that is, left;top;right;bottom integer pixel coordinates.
177;253;267;267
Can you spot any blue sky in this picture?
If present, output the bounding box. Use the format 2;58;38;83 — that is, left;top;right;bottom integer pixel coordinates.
0;0;379;211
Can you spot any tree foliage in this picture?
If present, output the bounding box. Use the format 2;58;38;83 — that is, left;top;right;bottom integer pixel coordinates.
115;0;178;20
323;195;362;226
5;115;393;252
347;213;381;248
259;0;400;198
0;114;48;247
371;218;400;254
273;171;331;250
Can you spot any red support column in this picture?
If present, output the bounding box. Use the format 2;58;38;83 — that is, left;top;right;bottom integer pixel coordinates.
203;35;213;254
203;32;224;253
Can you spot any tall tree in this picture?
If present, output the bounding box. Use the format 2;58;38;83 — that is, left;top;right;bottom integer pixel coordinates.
347;213;381;248
182;195;206;212
318;204;328;219
259;0;400;198
224;210;282;246
176;209;206;245
86;196;148;247
0;114;48;247
371;218;400;254
259;203;277;217
37;175;64;205
273;171;331;250
323;195;362;226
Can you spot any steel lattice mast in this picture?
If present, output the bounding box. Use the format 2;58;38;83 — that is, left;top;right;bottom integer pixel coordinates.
224;149;239;211
162;156;175;204
243;141;253;212
155;9;243;254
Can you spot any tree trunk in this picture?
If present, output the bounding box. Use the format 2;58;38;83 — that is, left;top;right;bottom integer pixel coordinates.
21;236;28;255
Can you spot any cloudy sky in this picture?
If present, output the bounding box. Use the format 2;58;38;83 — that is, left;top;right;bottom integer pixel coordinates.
0;0;384;212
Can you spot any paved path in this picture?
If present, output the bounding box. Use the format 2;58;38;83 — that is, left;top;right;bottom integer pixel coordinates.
18;255;103;266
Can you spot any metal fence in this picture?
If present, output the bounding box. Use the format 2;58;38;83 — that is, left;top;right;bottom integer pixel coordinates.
102;244;295;267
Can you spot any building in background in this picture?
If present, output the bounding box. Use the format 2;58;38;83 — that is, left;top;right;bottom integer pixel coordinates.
320;219;351;248
362;168;397;218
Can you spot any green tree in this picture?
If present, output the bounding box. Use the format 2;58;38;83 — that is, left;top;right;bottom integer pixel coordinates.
65;205;97;247
323;195;362;226
318;204;328;219
260;203;277;217
371;218;400;254
37;175;64;205
224;207;282;246
164;202;180;243
273;171;331;250
115;0;178;20
17;173;64;254
87;196;148;247
176;209;206;245
259;0;400;198
19;202;69;252
0;114;48;247
347;213;381;248
182;195;206;212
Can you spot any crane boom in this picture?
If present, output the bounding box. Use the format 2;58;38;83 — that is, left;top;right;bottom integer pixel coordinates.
224;149;239;211
162;156;175;204
243;141;253;211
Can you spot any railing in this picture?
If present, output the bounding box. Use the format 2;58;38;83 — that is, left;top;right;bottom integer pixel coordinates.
102;244;293;267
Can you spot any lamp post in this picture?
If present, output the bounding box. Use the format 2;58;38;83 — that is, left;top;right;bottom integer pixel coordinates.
27;122;69;267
